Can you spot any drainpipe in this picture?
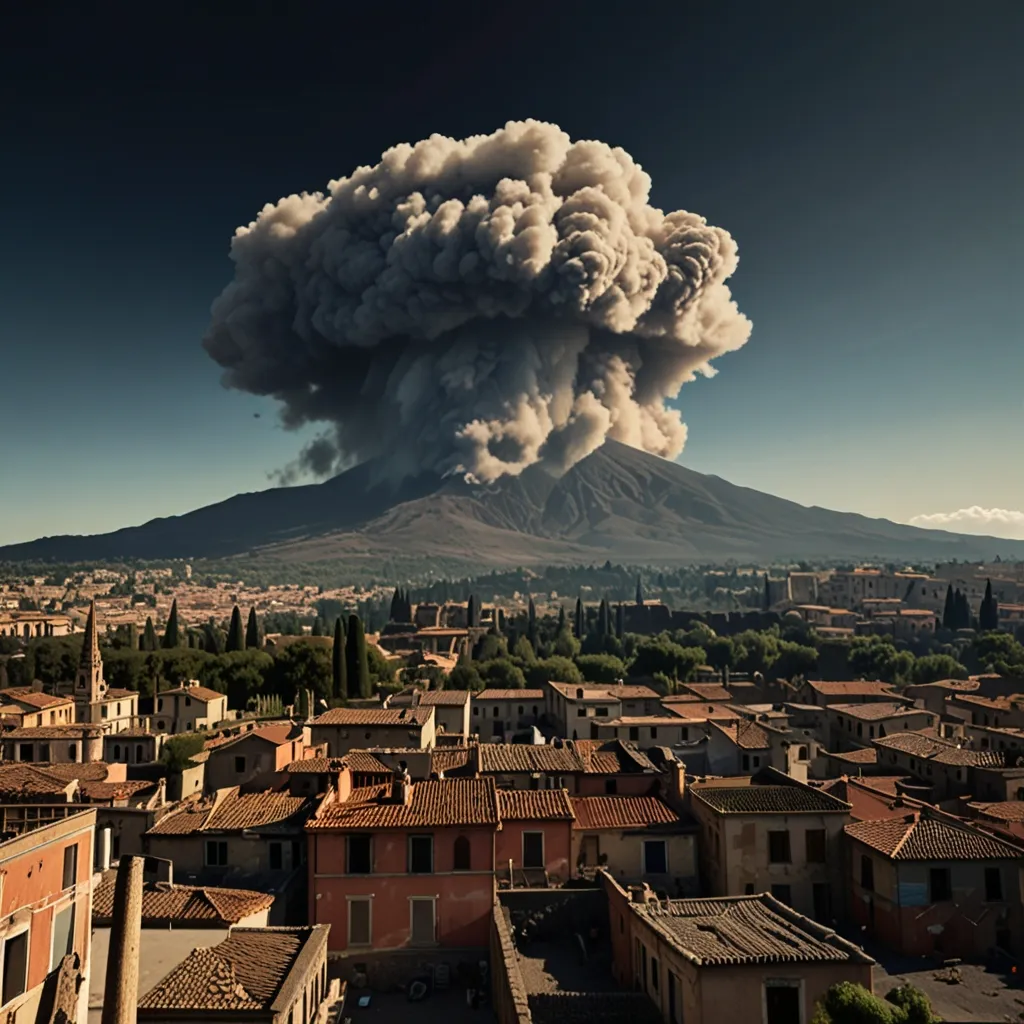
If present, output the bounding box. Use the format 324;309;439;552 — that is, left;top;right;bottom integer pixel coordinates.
101;855;144;1024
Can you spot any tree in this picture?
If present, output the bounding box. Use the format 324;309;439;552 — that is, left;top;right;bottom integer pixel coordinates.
226;606;245;653
203;621;226;655
574;596;584;638
467;594;479;628
345;614;371;698
142;616;158;652
512;635;536;663
979;579;999;632
552;625;581;659
576;653;627;683
527;598;537;648
525;656;581;688
311;616;324;637
389;587;401;622
597;598;611;637
635;576;644;608
245;607;261;649
332;617;347;700
478;659;527;689
161;733;206;772
269;640;333;703
764;573;771;611
912;653;968;685
705;636;736;676
941;584;955;630
448;664;484;691
810;981;938;1024
162;599;181;648
615;602;625;639
629;637;705;682
557;605;566;632
218;650;274;708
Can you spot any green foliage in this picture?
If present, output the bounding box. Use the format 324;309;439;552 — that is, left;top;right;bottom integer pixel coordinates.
142;616;158;652
912;653;967;684
162;599;181;648
448;664;484;690
525;656;581;688
161;733;206;772
245;607;261;649
475;633;507;661
704;636;736;673
848;636;915;685
773;641;819;681
978;579;999;632
332;617;346;699
552;625;581;659
477;658;526;689
217;650;274;708
367;645;395;686
576;653;627;683
345;614;371;698
226;606;245;653
810;982;938;1024
512;635;536;663
629;636;705;682
969;631;1024;675
271;639;333;702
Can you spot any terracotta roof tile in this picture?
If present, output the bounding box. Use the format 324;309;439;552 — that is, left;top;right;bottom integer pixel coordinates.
418;690;471;706
284;757;346;773
0;688;73;709
498;789;575;821
572;740;656;774
147;788;315;835
846;813;1022;860
829;702;924;721
827;747;878;764
159;684;225;703
478;744;584;774
138;928;311;1011
310;707;433;727
969;801;1024;822
93;878;274;925
570;795;679;830
342;751;392;774
309;777;498;829
640;894;872;966
80;779;156;801
680;684;733;701
431;747;474;774
691;784;850;815
712;719;771;749
873;731;1008;766
0;765;75;799
3;725;103;737
105;688;137;700
806;681;896;696
472;689;546;700
662;703;740;721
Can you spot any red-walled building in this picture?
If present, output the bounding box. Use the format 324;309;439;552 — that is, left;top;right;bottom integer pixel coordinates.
308;771;499;953
0;806;96;1023
495;789;574;885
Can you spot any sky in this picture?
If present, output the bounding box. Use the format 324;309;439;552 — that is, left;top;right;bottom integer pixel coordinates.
1;1;1021;546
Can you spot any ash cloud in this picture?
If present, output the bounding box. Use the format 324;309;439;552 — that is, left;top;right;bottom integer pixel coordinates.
204;120;752;485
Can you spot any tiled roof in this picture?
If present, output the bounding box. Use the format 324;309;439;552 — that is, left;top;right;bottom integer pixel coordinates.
217;724;298;749
3;725;103;737
691;784;850;815
418;690;471;706
159;684;225;703
662;703;740;721
572;740;656;774
106;726;155;738
147;788;315;835
284;757;347;773
606;685;659;699
310;707;433;727
0;688;73;709
953;693;1023;711
138;928;310;1011
640;894;872;966
36;761;112;782
570;795;679;830
80;779;156;801
827;747;878;764
873;731;1006;766
806;681;896;696
105;688;137;700
846;813;1023;860
432;746;474;774
603;716;696;727
829;702;923;721
478;744;584;774
0;765;75;799
711;719;770;750
472;689;546;700
309;777;499;829
93;877;274;925
969;801;1024;822
342;751;392;774
681;684;733;701
498;789;575;821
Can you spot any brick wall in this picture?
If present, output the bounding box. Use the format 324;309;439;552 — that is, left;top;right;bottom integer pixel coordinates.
491;902;531;1024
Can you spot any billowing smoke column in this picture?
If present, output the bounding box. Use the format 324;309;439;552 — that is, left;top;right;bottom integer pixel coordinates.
204;120;751;485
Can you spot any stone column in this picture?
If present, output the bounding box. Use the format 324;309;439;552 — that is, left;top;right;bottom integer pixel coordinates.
101;855;144;1024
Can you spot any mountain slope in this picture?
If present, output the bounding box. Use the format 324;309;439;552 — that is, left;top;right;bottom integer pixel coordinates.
2;440;1020;566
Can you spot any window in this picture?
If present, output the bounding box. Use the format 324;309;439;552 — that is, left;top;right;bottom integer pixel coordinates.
410;898;436;945
650;955;659;992
136;745;143;762
668;971;681;1024
577;709;587;717
650;727;658;740
605;778;618;794
409;835;433;874
234;756;246;773
643;839;668;874
930;867;952;902
346;835;372;874
68;744;77;761
185;696;192;706
493;708;499;718
453;835;471;871
532;706;538;716
51;904;75;969
813;883;831;923
805;829;826;864
576;688;584;700
473;707;479;716
349;898;371;945
205;840;228;866
985;867;1003;902
596;707;609;717
101;705;108;719
523;832;545;869
113;744;121;761
518;705;524;715
157;698;163;711
2;930;29;1006
764;980;801;1024
62;844;77;890
18;744;32;762
629;727;639;741
753;756;760;768
38;744;50;762
744;883;755;895
269;842;283;870
741;754;750;771
770;884;792;905
768;830;791;863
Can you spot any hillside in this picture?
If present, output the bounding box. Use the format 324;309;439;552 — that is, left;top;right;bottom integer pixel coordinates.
1;441;1020;568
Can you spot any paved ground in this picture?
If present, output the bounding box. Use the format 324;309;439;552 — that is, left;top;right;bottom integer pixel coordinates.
515;938;617;995
341;988;495;1024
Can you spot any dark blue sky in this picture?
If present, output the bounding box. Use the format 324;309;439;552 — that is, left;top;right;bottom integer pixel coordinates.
2;1;1022;545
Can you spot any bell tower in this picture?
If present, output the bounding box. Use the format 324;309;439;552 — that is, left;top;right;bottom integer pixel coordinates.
75;599;107;703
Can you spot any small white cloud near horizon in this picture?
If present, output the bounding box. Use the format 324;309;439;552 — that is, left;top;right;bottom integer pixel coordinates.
909;506;1024;540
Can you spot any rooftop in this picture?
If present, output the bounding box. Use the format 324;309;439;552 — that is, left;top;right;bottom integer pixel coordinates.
284;756;347;774
159;683;225;703
829;702;927;721
417;690;471;706
3;724;104;738
690;778;851;815
710;719;770;750
968;801;1024;822
310;777;499;829
431;746;474;774
93;877;275;926
826;747;878;764
472;688;546;700
571;739;656;774
478;744;584;774
638;893;873;967
549;682;659;701
570;795;680;831
805;681;897;696
498;789;575;821
138;926;323;1013
873;731;1011;766
309;707;433;727
680;684;733;701
147;788;315;835
0;688;73;709
846;812;1023;861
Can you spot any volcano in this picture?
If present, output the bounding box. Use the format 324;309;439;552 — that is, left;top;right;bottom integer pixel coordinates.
2;441;1020;568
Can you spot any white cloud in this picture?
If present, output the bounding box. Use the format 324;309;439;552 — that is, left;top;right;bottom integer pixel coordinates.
908;506;1024;539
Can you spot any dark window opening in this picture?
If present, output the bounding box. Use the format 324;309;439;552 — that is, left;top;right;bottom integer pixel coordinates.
234;756;246;773
805;829;826;863
771;884;792;905
62;844;77;890
2;930;28;1006
768;830;791;863
930;867;952;902
269;842;283;870
605;778;618;794
643;840;667;874
205;840;228;866
409;835;433;874
347;835;372;874
860;855;874;891
453;835;471;871
523;831;545;869
629;727;639;741
985;867;1003;902
765;983;801;1024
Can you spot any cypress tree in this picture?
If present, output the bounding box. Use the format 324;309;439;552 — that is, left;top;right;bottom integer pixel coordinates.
310;616;323;637
126;622;139;650
345;614;370;698
332;617;347;700
204;620;226;655
979;579;999;632
636;576;644;608
942;584;955;630
616;602;625;638
405;590;413;621
142;616;158;652
467;594;479;628
575;597;584;638
245;607;261;649
764;574;771;612
389;588;401;622
227;605;245;652
557;605;566;632
598;598;611;636
162;599;180;648
527;598;537;647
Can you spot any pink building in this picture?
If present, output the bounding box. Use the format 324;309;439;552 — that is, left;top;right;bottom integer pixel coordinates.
495;789;574;885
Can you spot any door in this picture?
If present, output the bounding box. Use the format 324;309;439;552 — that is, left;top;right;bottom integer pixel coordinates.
765;984;800;1024
812;883;831;923
410;898;436;945
523;831;545;869
580;835;599;867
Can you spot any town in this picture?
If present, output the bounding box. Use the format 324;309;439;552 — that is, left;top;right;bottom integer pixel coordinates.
0;560;1021;1023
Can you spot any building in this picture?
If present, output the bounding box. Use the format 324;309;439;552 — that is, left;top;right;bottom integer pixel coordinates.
948;692;1024;730
477;742;586;791
845;809;1023;958
824;702;936;752
0;611;72;639
309;706;435;756
392;689;471;739
137;925;331;1023
592;716;696;746
104;727;166;765
153;681;229;734
604;876;874;1024
871;731;1001;801
470;688;545;741
204;724;314;792
571;739;662;796
0;688;75;729
495;789;575;886
797;680;902;707
0;806;96;1024
1;723;105;763
571;794;698;894
688;768;851;922
546;683;662;738
307;770;499;953
706;718;819;780
68;600;139;733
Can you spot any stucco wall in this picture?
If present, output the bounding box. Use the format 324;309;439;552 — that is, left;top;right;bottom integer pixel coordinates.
496;820;572;883
572;829;698;894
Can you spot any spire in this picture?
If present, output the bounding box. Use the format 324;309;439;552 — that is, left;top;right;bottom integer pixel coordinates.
76;599;106;701
80;599;101;669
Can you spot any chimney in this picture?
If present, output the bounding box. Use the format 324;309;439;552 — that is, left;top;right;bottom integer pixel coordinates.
390;762;413;805
102;855;144;1024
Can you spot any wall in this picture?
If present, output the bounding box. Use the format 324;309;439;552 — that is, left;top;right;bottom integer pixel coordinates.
471;699;543;741
594;722;693;746
491;903;532;1024
146;831;302;878
310;826;495;951
434;703;470;738
572;829;698;896
496;820;573;883
311;721;433;756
